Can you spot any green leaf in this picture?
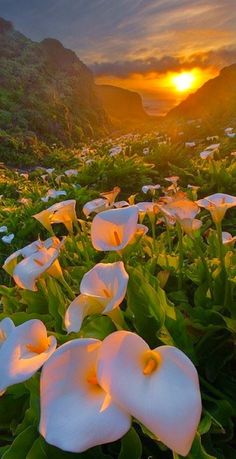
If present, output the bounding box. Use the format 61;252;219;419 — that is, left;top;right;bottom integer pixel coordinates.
119;428;142;459
26;437;47;459
46;278;68;332
2;426;37;459
126;266;165;346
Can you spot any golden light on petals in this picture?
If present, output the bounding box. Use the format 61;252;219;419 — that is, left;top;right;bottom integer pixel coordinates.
0;330;7;342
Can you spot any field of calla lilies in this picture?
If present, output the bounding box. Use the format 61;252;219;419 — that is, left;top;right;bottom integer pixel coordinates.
0;132;236;459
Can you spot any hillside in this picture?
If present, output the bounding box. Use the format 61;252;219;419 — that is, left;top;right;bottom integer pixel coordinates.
0;17;109;146
96;84;149;128
166;64;236;126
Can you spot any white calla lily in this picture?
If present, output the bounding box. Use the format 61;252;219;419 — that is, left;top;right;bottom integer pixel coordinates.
91;206;140;251
65;262;128;333
222;231;236;245
197;193;236;224
2;234;14;244
83;198;109;218
39;339;131;452
34;200;77;232
97;331;202;457
142;184;161;194
3;237;61;275
0;319;56;394
13;240;64;291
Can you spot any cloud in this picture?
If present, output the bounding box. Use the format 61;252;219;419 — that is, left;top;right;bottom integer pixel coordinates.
91;47;236;77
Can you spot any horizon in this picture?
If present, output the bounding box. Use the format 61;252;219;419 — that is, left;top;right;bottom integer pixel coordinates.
0;0;236;115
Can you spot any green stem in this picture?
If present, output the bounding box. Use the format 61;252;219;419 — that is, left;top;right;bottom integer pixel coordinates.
107;308;127;330
200;376;234;404
216;222;225;271
151;221;157;254
163;216;172;252
193;238;214;299
176;222;184;289
59;277;75;301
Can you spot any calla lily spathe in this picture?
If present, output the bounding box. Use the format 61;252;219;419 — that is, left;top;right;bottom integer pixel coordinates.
0;319;56;395
100;186;121;205
91;206;142;251
33;200;77;232
142;184;161;194
39;339;131;452
3;236;61;275
65;261;128;333
83;198;109;218
41;189;67;203
97;331;202;457
222;231;236;245
13;239;64;291
180;218;202;235
197;193;236;224
158;198;200;222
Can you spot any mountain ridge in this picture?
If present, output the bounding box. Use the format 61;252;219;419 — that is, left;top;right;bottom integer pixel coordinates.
166;64;236;126
0;17;110;144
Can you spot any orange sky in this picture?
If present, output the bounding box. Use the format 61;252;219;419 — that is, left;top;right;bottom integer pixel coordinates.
95;66;219;115
3;0;236;115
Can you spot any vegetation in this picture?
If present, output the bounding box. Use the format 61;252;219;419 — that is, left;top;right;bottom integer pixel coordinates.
0;130;236;458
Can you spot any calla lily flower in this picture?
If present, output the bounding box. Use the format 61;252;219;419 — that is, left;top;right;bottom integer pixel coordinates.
83;198;109;218
109;146;122;157
41;189;67;203
64;169;78;177
142;184;161;194
0;226;8;233
3;236;61;275
20;173;29;180
40;339;131;452
0;319;56;394
41;174;48;183
114;201;129;209
222;231;236;245
12;240;64;291
200;150;214;160
136;202;159;214
55;174;64;185
34;200;77;232
2;234;14;244
197;193;236;224
97;331;202;457
187;185;200;191
45;168;55;175
65;261;128;333
91;206;140;251
100;186;121;205
180;218;202;235
158;198;200;222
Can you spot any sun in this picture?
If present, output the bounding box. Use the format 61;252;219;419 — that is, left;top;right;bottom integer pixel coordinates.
172;72;195;92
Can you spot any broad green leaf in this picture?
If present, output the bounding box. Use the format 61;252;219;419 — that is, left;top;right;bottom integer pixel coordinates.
119;428;142;459
2;426;37;459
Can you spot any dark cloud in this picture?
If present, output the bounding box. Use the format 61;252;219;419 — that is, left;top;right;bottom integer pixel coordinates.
91;48;236;77
0;0;235;65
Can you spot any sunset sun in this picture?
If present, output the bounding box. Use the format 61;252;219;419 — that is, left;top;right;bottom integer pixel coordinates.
172;71;196;92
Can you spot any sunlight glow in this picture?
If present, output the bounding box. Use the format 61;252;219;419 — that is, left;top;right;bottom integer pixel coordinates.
172;72;196;92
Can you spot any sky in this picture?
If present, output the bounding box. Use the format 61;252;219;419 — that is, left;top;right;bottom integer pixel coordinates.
1;0;236;115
